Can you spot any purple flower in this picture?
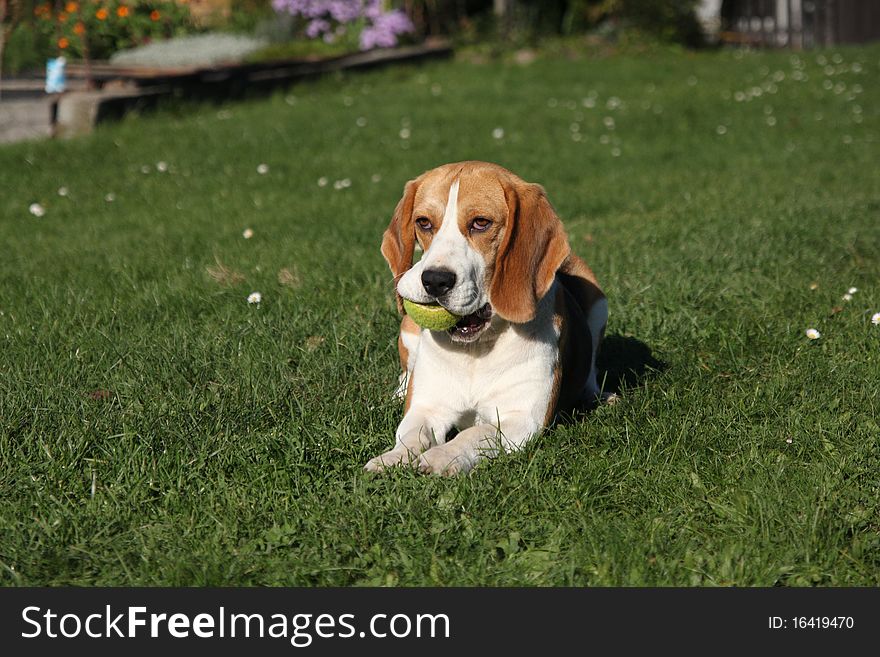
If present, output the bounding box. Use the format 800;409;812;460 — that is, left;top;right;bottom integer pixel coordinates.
363;0;383;20
359;10;413;50
274;0;414;50
306;18;330;38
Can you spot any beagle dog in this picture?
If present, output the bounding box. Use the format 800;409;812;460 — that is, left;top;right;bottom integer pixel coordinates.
365;161;609;476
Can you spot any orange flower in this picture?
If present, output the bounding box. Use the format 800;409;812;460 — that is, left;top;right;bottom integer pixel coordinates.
96;7;108;19
74;21;86;35
116;5;129;17
65;1;78;12
58;37;70;49
58;11;68;22
150;9;161;20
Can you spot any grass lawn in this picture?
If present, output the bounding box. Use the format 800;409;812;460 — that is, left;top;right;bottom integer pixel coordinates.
1;43;878;586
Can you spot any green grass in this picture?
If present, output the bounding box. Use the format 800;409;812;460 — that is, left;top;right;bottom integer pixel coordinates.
1;44;879;586
244;39;355;64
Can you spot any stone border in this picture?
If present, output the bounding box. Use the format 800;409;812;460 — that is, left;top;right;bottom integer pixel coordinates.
54;40;453;138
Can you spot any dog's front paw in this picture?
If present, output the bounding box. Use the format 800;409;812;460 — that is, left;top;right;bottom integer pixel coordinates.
364;448;415;473
418;445;468;477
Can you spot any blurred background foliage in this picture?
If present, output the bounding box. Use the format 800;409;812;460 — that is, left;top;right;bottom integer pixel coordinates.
1;0;703;74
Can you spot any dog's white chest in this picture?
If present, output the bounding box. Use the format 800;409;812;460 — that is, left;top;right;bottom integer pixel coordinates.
410;303;559;426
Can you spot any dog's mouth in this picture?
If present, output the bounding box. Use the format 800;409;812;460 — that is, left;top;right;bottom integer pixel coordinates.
447;303;493;342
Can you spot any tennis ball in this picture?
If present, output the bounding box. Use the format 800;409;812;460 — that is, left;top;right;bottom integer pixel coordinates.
402;298;462;331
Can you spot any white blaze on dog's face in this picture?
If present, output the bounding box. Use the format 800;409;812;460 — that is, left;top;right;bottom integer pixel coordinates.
397;175;505;316
381;161;571;342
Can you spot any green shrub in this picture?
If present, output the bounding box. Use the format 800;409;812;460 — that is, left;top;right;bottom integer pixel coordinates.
2;21;52;73
30;0;200;61
226;0;275;33
615;0;704;47
490;0;703;47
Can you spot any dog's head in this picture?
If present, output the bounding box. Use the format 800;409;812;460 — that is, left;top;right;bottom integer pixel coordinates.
381;161;571;342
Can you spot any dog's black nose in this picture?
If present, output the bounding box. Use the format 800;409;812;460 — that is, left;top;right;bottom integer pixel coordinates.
421;269;457;297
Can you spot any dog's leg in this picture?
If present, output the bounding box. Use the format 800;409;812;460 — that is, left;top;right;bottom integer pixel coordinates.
393;317;420;401
364;406;455;473
582;297;617;404
417;413;541;476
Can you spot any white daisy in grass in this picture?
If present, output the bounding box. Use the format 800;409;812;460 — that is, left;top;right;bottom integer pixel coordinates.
242;228;254;239
105;193;116;202
247;292;262;305
872;312;880;325
399;127;411;139
843;293;853;302
848;287;857;294
492;127;504;140
317;177;328;187
257;163;269;175
29;203;45;217
156;161;168;173
57;187;69;197
805;328;821;340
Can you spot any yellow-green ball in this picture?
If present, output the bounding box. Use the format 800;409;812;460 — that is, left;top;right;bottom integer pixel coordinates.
403;298;461;331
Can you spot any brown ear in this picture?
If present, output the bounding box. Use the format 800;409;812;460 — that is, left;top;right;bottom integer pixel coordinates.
490;182;571;323
381;179;419;314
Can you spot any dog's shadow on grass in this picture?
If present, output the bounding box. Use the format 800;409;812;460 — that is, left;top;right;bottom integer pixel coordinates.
597;334;667;397
562;334;667;421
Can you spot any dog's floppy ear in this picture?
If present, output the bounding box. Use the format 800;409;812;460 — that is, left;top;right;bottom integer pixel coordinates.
490;181;571;323
381;179;419;314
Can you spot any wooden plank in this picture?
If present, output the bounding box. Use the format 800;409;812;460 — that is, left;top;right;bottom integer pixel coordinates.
51;41;454;137
65;41;453;86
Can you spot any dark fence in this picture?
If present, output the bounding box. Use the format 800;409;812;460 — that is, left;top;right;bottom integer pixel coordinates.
720;0;880;48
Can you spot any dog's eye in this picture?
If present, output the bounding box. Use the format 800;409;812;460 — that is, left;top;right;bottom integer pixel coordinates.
470;217;492;232
415;216;433;231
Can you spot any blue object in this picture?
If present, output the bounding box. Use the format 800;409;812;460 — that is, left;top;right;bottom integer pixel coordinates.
45;57;67;94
